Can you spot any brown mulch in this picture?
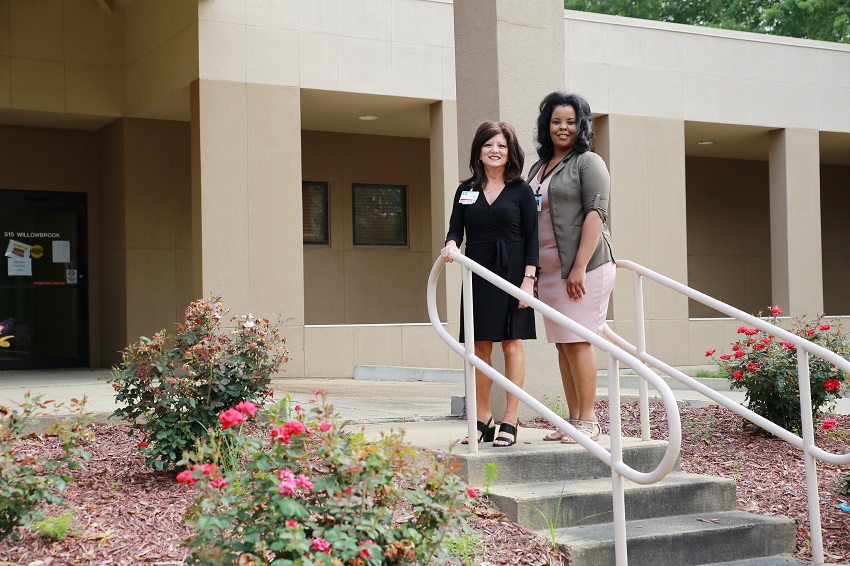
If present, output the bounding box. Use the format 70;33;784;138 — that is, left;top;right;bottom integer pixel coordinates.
1;403;849;565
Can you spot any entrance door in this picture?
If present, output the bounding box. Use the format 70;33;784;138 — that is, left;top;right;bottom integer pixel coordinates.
0;190;88;369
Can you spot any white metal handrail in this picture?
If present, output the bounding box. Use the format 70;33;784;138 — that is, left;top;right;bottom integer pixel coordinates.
427;253;683;566
611;259;850;566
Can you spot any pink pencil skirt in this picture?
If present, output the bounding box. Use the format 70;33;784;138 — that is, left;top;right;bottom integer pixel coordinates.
537;260;616;344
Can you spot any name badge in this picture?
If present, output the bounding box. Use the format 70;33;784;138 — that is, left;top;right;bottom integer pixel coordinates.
535;195;542;212
459;190;479;205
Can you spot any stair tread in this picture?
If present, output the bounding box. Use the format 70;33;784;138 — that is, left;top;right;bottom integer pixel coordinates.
700;556;805;566
550;510;794;543
489;471;734;500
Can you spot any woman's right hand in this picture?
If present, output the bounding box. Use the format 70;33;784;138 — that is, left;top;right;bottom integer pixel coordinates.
441;241;459;263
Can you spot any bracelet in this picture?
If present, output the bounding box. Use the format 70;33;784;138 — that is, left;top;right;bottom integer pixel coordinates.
524;273;537;281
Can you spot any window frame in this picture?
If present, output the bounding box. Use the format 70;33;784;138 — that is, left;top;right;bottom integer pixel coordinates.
302;180;330;246
351;183;408;247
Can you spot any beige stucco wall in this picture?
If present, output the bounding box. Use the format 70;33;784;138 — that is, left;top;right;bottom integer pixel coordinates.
194;0;455;100
301;130;433;325
96;118;192;366
0;124;101;364
821;163;850;316
0;0;124;120
565;11;850;133
686;157;772;318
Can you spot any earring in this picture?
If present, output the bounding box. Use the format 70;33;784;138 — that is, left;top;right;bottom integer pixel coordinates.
507;162;511;167
477;159;483;165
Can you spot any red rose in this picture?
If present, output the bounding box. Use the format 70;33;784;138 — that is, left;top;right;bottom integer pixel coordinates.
705;349;716;357
821;418;837;431
137;441;148;448
233;401;258;418
733;370;743;380
467;487;478;498
734;350;745;359
219;408;247;429
746;362;759;372
770;306;783;315
820;324;831;331
824;379;841;391
719;354;731;360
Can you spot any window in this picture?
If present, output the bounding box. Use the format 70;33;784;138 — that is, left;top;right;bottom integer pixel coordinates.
352;184;407;246
302;181;329;245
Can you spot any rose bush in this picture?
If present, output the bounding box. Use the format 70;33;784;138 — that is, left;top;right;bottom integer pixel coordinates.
0;394;92;541
708;306;849;433
108;296;289;471
177;391;473;565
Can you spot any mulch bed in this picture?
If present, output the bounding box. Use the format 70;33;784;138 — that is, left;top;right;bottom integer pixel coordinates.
1;402;848;565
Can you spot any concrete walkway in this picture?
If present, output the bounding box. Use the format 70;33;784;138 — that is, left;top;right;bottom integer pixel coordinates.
2;367;848;453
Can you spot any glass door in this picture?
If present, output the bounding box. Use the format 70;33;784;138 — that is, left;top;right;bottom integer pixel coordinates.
0;190;88;369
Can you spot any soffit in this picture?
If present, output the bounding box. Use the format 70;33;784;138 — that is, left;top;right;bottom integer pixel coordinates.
685;121;850;166
300;89;433;139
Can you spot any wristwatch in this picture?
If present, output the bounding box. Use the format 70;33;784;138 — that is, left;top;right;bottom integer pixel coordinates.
524;273;538;281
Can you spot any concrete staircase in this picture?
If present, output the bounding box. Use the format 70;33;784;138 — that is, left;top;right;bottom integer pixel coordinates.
452;436;802;566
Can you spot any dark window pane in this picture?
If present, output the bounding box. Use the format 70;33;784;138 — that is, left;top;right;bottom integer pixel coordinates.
352;184;407;246
302;181;329;245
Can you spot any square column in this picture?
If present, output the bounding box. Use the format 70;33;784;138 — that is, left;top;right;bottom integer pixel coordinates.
769;128;823;316
191;80;305;374
605;115;690;364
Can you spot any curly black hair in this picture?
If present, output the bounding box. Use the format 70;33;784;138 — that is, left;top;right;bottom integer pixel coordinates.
535;91;594;160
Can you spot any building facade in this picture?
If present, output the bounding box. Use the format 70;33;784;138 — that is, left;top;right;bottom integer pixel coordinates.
1;1;848;396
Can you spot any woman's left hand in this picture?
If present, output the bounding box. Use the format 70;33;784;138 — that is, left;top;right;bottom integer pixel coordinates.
567;266;587;301
519;278;535;308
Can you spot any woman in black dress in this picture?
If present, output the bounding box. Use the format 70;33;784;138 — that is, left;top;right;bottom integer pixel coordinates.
441;121;539;447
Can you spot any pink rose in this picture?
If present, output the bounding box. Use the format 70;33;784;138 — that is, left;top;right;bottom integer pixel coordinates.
359;540;377;558
210;477;228;489
295;474;314;491
319;421;332;432
219;408;247;429
284;420;307;436
311;537;331;554
286;519;299;528
770;306;783;315
270;426;291;444
233;401;258;418
806;329;815;336
821;418;837;431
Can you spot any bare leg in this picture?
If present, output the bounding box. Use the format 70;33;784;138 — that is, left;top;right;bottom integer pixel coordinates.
544;343;580;441
473;341;494;423
493;339;525;446
562;342;598;423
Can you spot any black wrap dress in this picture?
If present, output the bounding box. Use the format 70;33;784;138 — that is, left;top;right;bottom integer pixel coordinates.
445;180;539;343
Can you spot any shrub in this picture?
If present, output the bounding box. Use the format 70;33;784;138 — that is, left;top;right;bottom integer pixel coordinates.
108;296;289;471
708;307;849;433
177;391;474;565
0;394;92;542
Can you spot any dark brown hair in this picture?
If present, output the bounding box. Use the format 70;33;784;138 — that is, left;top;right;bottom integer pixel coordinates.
463;121;525;189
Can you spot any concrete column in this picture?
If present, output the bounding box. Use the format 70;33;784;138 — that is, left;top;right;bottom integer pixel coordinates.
191;80;305;375
769;128;823;316
453;0;565;166
453;0;566;419
606;115;690;365
430;100;461;333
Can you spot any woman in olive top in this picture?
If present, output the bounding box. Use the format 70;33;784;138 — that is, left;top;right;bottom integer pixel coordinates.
527;92;615;443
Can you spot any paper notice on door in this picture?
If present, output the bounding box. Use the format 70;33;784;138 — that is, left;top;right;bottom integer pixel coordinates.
53;240;71;263
5;240;31;259
8;257;32;276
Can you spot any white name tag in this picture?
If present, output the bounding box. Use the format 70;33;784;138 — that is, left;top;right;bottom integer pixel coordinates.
459;190;479;205
535;195;542;212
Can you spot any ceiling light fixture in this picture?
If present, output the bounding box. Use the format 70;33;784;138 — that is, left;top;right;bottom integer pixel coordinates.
697;140;715;145
358;115;379;121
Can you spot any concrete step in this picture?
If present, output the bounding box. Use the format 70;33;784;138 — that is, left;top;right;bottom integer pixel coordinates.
452;437;675;486
552;510;796;566
488;472;736;530
700;556;805;565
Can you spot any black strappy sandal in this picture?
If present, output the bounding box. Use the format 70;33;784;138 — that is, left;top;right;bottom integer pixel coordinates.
493;422;518;447
461;416;495;444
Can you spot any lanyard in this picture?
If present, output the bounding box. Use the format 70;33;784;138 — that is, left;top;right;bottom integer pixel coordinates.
535;154;567;196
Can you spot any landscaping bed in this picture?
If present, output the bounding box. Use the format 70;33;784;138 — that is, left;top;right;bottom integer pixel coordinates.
1;402;848;565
